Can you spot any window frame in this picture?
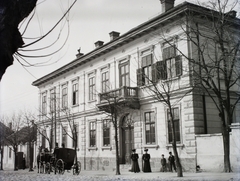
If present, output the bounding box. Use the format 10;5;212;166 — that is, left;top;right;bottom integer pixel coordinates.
89;121;96;147
144;111;156;145
72;83;79;106
42;94;47;115
119;60;130;87
167;107;181;144
62;86;68;108
102;119;110;146
89;76;96;101
101;71;109;93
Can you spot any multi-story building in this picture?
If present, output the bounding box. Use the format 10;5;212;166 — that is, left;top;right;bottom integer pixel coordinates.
32;1;240;172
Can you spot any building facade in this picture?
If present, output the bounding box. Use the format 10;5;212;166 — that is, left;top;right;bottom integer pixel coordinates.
32;1;240;172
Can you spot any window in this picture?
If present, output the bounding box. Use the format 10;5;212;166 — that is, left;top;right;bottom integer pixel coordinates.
89;122;96;147
50;90;55;112
103;120;110;146
89;76;96;101
62;87;68;108
156;45;182;80
72;83;78;106
167;108;180;143
101;71;109;93
145;111;156;144
42;94;47;115
137;48;155;86
142;54;153;85
62;126;68;147
72;124;79;148
119;62;129;87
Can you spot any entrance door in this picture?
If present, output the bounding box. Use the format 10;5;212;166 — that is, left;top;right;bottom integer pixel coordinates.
121;114;134;164
123;127;134;164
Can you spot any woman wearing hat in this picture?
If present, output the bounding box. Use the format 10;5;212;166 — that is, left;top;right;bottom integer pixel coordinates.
142;149;152;172
130;149;140;173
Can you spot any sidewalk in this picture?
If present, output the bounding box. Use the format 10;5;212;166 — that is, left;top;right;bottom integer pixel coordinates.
1;168;239;181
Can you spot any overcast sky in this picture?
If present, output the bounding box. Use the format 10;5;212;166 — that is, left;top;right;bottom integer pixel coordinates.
0;0;239;116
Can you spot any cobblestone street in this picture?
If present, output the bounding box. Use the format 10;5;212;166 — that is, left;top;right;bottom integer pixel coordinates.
0;169;239;181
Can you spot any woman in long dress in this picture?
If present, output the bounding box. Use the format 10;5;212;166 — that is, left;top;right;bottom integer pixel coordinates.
142;149;152;172
130;149;140;173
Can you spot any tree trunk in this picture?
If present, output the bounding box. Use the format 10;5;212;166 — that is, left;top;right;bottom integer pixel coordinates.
114;127;120;175
0;146;3;170
29;142;34;171
222;125;231;172
14;151;18;171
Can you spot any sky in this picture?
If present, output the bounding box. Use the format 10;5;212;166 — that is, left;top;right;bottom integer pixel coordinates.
0;0;239;117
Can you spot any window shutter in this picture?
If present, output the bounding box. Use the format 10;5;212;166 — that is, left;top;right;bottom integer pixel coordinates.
152;63;157;84
175;55;182;76
157;61;167;80
137;68;143;86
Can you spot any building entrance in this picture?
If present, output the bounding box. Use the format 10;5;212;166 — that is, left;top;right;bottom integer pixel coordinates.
120;114;134;164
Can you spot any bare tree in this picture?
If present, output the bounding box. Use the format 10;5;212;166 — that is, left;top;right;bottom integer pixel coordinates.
179;0;239;172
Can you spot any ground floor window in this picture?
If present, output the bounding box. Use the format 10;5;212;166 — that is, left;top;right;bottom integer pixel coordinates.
90;122;96;147
103;120;110;146
144;111;156;144
167;107;180;143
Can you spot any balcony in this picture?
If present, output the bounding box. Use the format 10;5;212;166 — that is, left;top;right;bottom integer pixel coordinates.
97;86;140;112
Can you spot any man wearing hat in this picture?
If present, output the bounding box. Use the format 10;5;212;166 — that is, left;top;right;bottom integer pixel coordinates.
130;149;140;173
168;152;176;172
160;154;167;172
142;149;151;172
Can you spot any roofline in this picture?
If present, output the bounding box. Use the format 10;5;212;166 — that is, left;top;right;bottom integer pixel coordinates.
32;2;240;87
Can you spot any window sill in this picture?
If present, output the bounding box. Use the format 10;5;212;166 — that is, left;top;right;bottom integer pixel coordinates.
143;144;159;150
166;143;184;149
88;147;98;151
72;104;79;108
101;146;112;151
88;100;97;103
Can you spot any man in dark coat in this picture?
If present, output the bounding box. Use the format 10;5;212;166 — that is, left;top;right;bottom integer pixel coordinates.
168;151;176;172
142;149;151;172
160;154;167;172
130;149;140;173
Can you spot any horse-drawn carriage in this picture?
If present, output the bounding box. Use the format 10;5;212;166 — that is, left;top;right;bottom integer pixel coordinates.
37;148;81;175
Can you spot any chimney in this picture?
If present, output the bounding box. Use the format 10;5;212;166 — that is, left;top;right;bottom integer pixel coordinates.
95;41;104;48
109;31;120;41
76;48;84;58
160;0;175;13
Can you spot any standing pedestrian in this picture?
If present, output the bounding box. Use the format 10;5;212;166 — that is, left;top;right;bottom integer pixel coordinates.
130;149;140;173
168;152;176;172
22;154;26;170
160;154;167;172
142;149;151;172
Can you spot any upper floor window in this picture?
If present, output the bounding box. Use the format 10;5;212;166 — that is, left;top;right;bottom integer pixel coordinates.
50;90;55;112
89;121;96;147
144;111;156;144
137;47;154;86
89;76;96;101
167;107;180;143
103;119;110;146
119;61;129;87
101;71;109;93
72;83;78;106
42;94;47;115
62;87;68;108
157;45;182;80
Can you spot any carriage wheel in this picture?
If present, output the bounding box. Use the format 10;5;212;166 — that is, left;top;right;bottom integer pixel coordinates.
40;163;44;174
45;162;51;174
73;161;81;175
55;159;64;174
